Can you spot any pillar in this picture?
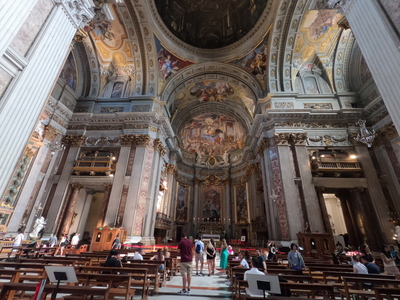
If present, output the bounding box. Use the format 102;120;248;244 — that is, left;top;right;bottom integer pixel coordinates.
0;0;39;58
337;0;400;134
96;184;112;227
259;138;279;240
122;135;156;243
46;136;84;234
247;164;259;220
0;0;94;197
77;189;94;236
193;179;200;235
354;145;393;243
292;133;324;232
104;142;131;227
60;183;84;235
273;133;302;240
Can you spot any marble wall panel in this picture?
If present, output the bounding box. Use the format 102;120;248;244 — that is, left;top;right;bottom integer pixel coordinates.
0;69;12;98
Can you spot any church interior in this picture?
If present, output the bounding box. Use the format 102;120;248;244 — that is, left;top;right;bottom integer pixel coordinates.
1;0;400;254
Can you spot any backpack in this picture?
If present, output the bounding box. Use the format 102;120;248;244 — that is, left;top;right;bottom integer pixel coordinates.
196;243;202;253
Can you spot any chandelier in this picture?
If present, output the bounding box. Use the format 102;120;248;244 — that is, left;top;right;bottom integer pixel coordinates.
354;119;375;147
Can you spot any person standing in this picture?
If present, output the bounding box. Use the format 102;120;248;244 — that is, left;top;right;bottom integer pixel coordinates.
194;237;205;275
13;230;24;247
177;233;193;294
288;243;306;274
47;234;58;247
219;239;229;275
112;234;121;249
206;240;216;276
381;245;400;278
71;233;80;248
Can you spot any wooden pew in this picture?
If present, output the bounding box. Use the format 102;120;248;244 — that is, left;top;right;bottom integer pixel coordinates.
74;273;135;300
75;265;150;300
375;287;400;300
280;282;335;299
340;276;400;300
0;282;109;300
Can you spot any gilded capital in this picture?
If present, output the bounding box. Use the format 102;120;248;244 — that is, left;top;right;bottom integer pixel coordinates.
256;138;269;155
193;178;202;186
135;135;151;147
291;133;308;145
246;163;258;176
165;163;176;174
62;135;85;146
71;183;84;190
104;184;112;191
374;123;399;145
273;133;291;145
120;134;137;146
154;138;167;156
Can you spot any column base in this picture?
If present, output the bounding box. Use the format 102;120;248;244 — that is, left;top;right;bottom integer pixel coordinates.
140;236;155;245
125;235;142;244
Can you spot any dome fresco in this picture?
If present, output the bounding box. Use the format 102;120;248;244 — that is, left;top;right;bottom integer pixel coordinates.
154;0;269;49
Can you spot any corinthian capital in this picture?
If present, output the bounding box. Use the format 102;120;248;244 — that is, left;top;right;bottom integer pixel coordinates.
291;133;308;145
273;133;291;145
55;0;95;29
328;0;354;14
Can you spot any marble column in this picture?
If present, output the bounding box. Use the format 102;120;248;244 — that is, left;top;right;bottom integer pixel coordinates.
8;144;46;233
60;183;84;235
0;0;94;197
163;164;175;215
77;189;94;236
224;183;231;236
122;136;155;243
193;180;200;235
143;142;164;244
274;134;303;240
47;137;84;234
96;184;112;227
293;134;324;232
338;0;400;134
354;145;392;243
247;164;259;220
0;0;39;58
104;144;131;227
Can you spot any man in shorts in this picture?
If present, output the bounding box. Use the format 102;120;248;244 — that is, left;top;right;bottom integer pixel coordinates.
178;233;193;294
194;237;205;275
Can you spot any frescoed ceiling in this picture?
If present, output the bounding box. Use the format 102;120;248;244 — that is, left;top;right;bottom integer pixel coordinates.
292;9;343;89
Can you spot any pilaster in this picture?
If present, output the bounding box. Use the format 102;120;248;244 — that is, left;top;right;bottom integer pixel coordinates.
60;183;84;235
354;145;393;243
292;133;324;232
342;0;400;134
0;0;94;197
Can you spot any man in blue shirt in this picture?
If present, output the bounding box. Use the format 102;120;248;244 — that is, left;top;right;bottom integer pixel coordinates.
360;256;381;274
194;237;205;275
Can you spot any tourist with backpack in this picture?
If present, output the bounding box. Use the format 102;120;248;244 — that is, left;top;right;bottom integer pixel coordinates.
194;237;205;276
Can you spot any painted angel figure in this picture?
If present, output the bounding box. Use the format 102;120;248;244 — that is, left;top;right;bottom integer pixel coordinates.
158;49;179;79
29;216;46;238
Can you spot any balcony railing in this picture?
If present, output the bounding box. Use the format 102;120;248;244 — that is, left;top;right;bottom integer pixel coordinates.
155;213;172;230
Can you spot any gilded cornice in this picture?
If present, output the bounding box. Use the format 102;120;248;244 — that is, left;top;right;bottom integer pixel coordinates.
62;135;85;146
193;178;202;186
198;175;230;186
291;132;308;145
136;135;151;147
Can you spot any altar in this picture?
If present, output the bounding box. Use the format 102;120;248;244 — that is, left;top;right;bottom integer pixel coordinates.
201;233;221;241
198;222;225;243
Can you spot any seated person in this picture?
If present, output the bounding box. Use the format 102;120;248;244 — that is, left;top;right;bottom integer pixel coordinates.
253;248;267;273
150;248;165;271
352;255;368;274
360;256;380;274
238;251;249;268
103;249;122;271
244;257;266;295
133;248;144;260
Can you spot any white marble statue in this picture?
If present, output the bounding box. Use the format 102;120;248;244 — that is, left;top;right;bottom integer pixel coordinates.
222;150;230;165
29;216;46;238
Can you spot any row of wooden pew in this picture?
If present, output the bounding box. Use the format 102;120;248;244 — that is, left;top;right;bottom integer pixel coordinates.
227;258;400;299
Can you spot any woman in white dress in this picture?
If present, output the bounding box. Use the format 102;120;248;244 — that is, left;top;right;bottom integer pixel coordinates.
381;245;400;279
